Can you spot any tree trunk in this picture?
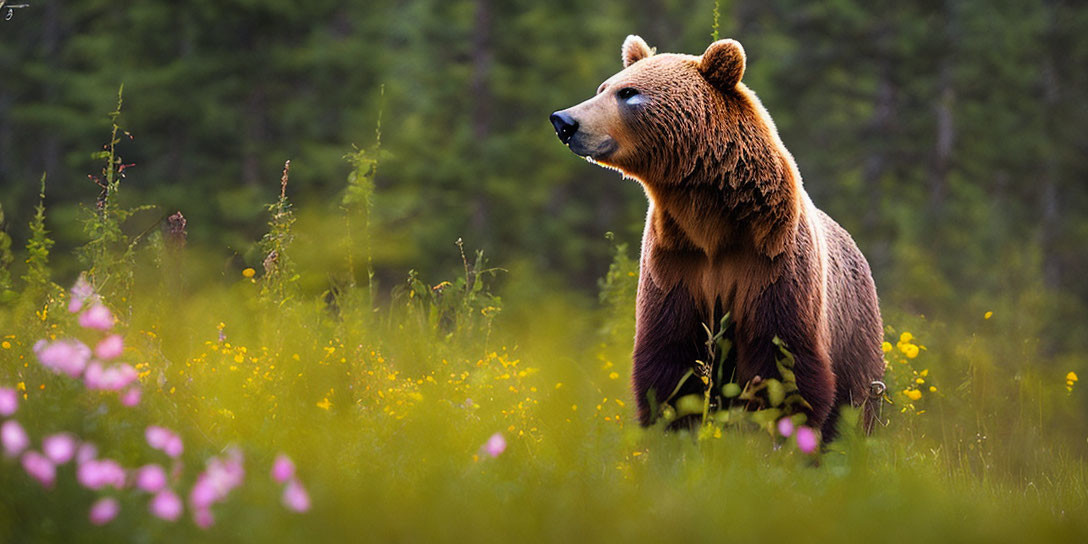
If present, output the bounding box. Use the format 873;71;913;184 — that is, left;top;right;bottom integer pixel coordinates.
0;94;10;184
40;0;62;181
1039;30;1061;291
242;85;266;187
469;0;492;235
861;53;895;272
928;1;957;220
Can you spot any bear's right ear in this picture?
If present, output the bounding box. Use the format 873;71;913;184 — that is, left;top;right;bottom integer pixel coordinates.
699;39;746;90
622;35;655;68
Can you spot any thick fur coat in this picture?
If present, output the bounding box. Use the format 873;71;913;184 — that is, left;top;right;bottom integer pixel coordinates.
551;36;885;438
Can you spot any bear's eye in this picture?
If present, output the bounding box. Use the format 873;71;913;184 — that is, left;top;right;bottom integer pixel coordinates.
617;87;640;101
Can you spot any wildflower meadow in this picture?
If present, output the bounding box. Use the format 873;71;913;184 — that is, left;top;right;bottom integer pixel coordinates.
0;88;1083;542
3;2;1088;543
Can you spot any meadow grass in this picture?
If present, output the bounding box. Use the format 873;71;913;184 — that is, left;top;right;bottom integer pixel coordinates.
0;101;1086;542
0;223;1085;542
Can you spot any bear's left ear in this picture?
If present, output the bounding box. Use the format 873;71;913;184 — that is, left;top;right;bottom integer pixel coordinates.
622;35;655;68
699;39;746;90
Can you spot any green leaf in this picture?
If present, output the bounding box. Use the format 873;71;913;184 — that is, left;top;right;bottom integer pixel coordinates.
721;382;742;398
766;379;785;407
675;394;704;417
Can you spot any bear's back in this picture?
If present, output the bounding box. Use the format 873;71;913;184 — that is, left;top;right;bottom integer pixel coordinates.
814;209;885;405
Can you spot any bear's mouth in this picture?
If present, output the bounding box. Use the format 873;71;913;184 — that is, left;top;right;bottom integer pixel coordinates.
568;136;617;160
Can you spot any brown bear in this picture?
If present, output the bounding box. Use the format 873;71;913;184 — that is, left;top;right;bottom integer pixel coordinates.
550;35;885;439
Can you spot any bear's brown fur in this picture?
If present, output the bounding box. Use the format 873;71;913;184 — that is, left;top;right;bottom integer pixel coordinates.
551;36;885;439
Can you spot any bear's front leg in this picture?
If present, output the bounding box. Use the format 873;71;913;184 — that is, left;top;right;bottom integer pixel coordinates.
737;330;836;431
737;284;837;433
632;276;707;426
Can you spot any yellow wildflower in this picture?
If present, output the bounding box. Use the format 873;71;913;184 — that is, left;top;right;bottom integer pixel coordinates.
881;341;892;353
1;341;9;349
242;267;256;278
608;372;619;380
904;389;922;401
899;332;913;343
984;311;993;320
1067;371;1078;383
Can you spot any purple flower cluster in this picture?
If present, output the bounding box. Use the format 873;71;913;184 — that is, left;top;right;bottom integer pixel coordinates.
777;417;819;454
32;275;140;405
1;275;313;529
189;448;245;527
146;426;184;458
272;453;310;513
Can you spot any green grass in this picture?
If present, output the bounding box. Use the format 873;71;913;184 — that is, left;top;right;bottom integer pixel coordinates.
0;229;1085;542
0;101;1085;541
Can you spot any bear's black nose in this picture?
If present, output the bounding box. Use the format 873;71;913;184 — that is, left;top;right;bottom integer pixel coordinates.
550;111;579;144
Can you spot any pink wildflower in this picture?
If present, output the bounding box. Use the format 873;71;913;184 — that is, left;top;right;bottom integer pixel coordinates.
0;387;17;416
796;426;819;454
193;506;214;529
777;417;794;438
84;361;138;391
150;489;183;521
79;304;114;331
189;476;217;510
88;497;120;525
271;454;295;484
282;479;311;513
95;335;124;360
483;432;506;458
34;339;91;378
68;275;97;313
22;451;56;488
189;448;245;511
146;426;183;458
77;458;126;490
2;420;29;457
42;433;78;464
121;386;141;407
135;464;167;493
83;362;103;387
206;448;245;492
146;426;170;448
164;436;183;458
77;442;98;465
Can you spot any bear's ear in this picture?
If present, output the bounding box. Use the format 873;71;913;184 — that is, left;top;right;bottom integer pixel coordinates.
622;35;655;68
699;39;746;90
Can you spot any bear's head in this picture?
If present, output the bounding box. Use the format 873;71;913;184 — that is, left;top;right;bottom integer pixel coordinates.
551;35;787;190
551;35;802;258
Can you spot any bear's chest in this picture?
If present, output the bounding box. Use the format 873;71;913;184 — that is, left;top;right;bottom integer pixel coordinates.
646;244;774;323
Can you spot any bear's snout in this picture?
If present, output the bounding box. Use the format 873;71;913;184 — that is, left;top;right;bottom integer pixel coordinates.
550;111;579;144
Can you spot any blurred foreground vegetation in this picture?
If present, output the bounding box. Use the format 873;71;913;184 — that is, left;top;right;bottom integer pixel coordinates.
1;0;1087;541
